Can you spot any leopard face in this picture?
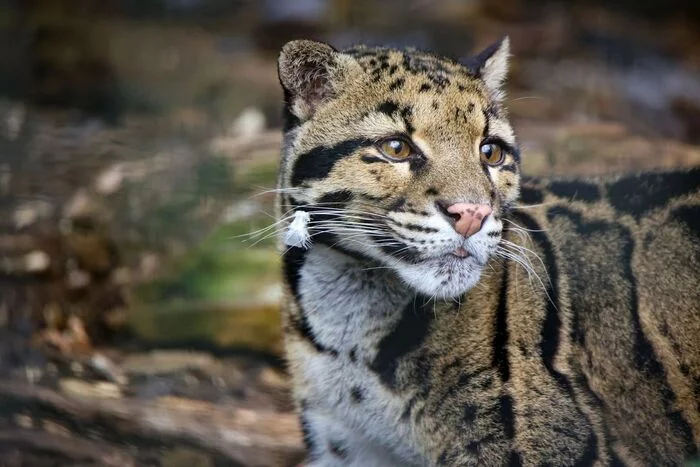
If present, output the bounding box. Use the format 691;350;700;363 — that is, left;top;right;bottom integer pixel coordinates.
278;38;520;299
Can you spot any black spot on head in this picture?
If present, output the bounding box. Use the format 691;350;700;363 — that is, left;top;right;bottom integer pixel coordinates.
389;78;405;91
467;102;475;113
432;101;439;110
317;190;353;207
607;168;700;218
548;180;601;203
419;83;432;92
425;187;439;196
389;64;398;75
376;100;399;117
458;84;466;91
350;386;365;403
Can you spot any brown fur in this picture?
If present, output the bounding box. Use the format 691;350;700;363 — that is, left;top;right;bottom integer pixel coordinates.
276;39;700;466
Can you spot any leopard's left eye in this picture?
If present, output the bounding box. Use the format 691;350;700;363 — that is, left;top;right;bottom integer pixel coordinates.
378;138;413;160
480;142;505;166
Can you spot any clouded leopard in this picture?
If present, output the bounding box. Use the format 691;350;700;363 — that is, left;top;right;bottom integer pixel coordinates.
275;37;700;466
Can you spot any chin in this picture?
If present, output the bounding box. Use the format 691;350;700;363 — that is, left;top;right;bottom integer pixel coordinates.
395;255;485;300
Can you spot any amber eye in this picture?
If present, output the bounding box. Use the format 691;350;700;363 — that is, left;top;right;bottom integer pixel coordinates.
480;142;504;166
378;138;413;160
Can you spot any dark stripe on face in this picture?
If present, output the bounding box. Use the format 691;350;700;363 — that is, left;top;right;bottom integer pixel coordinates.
361;154;386;164
548;180;601;203
291;138;373;186
389;220;438;233
493;264;510;382
369;294;434;388
607;168;700;218
482;110;490;137
500;163;517;173
546;206;697;456
299;407;319;462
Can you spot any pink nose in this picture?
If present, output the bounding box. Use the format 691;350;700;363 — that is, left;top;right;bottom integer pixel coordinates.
446;203;492;237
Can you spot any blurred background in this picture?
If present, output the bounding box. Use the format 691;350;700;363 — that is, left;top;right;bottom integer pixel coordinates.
1;0;700;465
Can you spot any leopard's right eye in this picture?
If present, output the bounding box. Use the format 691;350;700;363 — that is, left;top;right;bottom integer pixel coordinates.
378;138;413;160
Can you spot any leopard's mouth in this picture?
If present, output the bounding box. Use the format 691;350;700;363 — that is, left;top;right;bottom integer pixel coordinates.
451;247;471;258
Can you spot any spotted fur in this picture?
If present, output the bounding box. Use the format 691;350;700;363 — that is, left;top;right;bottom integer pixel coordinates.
276;38;700;466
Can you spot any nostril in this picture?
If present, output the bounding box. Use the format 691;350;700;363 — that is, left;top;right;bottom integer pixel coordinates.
435;200;460;223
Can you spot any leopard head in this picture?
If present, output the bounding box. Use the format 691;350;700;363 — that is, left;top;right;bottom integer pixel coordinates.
277;38;519;299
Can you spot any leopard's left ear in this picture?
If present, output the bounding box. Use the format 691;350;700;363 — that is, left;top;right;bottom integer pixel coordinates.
464;36;510;99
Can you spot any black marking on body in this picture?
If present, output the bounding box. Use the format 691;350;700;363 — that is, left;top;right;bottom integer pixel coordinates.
282;246;307;301
493;265;511;382
498;395;516;440
419;83;432;92
299;406;319;461
548;180;601;203
607;168;700;218
463;404;478;423
291;138;373;186
348;346;357;362
546;205;697;457
350;386;365;403
369;294;434;388
512;212;570;388
670;205;700;239
328;440;348;459
519;185;544;204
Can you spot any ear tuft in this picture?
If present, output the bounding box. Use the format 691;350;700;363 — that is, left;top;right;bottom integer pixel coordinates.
278;40;340;122
463;36;510;98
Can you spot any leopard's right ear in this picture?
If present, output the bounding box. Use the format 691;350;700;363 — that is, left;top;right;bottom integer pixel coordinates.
278;40;358;125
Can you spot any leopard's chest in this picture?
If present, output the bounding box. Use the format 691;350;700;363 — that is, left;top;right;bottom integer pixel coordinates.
290;247;426;465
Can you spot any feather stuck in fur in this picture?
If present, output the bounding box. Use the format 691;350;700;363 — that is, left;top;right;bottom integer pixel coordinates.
284;210;311;248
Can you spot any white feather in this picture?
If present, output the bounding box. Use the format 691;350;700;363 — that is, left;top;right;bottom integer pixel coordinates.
284;210;311;248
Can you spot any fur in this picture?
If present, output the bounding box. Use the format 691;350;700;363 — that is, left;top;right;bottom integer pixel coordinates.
275;38;700;466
